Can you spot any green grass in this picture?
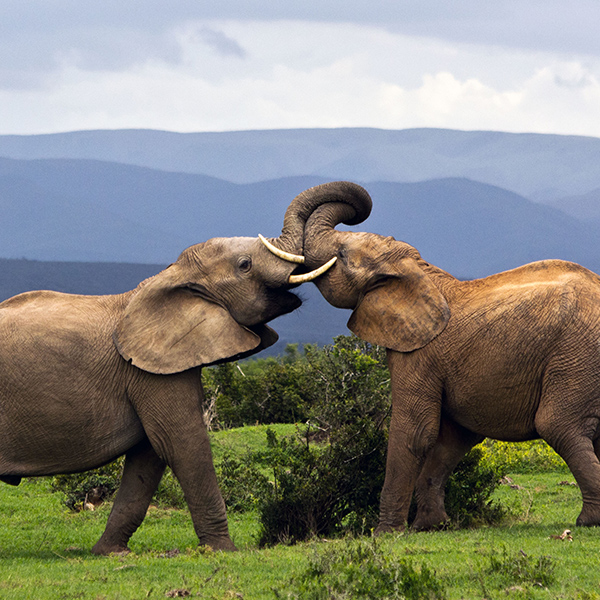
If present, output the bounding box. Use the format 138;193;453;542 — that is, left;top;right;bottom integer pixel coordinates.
209;422;300;463
0;429;598;599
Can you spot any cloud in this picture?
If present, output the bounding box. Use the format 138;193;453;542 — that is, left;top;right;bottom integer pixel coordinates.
1;18;599;136
2;0;600;56
193;27;247;58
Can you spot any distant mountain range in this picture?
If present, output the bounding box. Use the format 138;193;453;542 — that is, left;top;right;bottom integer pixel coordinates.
2;127;600;200
0;154;598;276
0;127;599;350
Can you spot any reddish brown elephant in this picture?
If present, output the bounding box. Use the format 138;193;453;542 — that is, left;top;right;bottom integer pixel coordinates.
266;181;600;532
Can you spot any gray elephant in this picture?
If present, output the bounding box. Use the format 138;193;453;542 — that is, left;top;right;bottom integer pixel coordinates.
264;181;600;533
0;230;333;554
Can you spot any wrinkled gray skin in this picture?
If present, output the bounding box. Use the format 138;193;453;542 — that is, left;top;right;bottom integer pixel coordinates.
0;235;311;554
279;181;600;533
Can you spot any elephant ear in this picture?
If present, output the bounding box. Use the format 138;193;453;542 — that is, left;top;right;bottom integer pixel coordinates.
114;266;277;374
347;258;450;352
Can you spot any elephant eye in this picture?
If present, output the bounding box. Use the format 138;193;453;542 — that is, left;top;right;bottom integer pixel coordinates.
238;257;252;273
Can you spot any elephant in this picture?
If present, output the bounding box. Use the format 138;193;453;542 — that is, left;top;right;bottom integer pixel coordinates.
263;180;600;533
0;228;336;555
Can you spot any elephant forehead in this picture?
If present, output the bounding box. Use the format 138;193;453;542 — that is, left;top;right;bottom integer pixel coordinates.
207;236;256;250
181;237;257;261
344;233;412;265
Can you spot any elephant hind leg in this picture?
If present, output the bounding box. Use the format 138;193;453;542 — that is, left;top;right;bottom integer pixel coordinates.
557;438;600;527
91;439;166;556
412;417;483;531
535;386;600;527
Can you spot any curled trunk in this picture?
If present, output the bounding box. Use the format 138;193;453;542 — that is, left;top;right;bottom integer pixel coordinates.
273;181;372;255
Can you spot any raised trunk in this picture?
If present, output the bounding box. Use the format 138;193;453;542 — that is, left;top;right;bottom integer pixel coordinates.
273;181;372;255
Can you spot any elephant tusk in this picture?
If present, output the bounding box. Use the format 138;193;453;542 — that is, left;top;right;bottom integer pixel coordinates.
259;234;305;264
288;257;337;284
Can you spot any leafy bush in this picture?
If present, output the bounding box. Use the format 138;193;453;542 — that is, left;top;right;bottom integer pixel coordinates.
477;439;568;474
203;350;311;428
443;446;506;527
255;336;391;545
50;459;124;511
279;537;446;599
256;425;386;546
215;451;270;512
153;468;186;509
51;459;189;511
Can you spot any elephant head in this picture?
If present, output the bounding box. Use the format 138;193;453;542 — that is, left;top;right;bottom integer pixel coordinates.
264;181;450;352
114;234;331;375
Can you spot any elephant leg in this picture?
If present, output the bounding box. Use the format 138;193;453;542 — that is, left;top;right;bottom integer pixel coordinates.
131;374;237;552
375;391;442;534
535;379;600;527
412;417;483;531
164;425;236;551
92;438;166;555
549;437;600;527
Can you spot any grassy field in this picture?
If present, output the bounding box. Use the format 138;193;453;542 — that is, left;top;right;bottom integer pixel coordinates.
0;427;599;599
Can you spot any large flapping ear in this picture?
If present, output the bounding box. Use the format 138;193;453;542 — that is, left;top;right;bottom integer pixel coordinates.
347;258;450;352
114;266;277;374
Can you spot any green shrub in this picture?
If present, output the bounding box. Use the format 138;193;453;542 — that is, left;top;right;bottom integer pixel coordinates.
153;467;186;509
255;336;391;546
256;425;386;546
477;439;568;474
481;547;556;592
50;458;123;511
279;537;446;599
443;446;506;527
215;451;270;512
203;353;311;428
50;460;188;511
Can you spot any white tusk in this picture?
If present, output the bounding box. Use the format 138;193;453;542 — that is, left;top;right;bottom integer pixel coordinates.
259;234;305;264
289;257;337;284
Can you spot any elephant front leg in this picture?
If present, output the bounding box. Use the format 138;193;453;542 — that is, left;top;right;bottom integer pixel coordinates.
167;429;237;552
412;418;483;531
375;394;442;534
92;439;166;555
132;376;236;552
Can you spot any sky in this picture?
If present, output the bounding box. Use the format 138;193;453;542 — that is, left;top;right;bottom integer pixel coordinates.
2;1;600;137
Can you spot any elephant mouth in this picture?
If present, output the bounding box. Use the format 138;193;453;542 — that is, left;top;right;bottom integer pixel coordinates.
266;286;303;318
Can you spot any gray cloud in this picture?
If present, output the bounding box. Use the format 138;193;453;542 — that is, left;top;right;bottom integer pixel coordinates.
3;0;600;53
195;28;246;58
0;25;182;89
1;0;598;91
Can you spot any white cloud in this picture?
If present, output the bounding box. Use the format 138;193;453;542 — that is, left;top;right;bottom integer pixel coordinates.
1;21;600;137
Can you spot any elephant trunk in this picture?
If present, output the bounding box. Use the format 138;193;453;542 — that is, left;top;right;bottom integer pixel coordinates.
273;181;373;256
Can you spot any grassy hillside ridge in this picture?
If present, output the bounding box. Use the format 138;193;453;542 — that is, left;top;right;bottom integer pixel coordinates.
2;127;600;198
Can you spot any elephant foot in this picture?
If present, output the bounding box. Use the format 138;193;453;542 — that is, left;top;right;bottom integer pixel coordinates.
91;540;131;556
576;504;600;527
374;522;405;536
198;536;238;552
412;509;450;531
